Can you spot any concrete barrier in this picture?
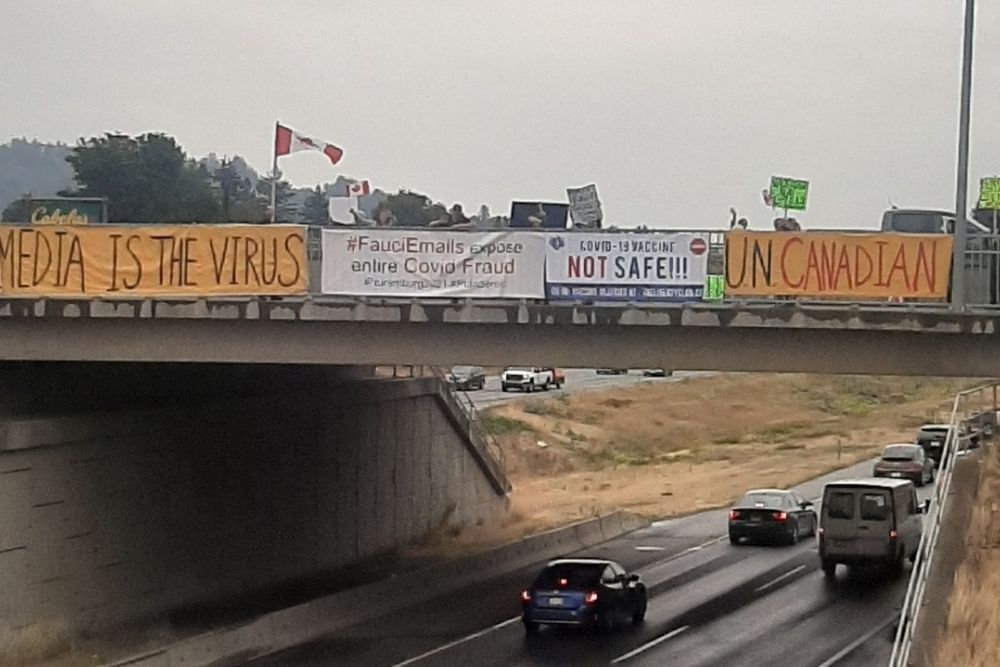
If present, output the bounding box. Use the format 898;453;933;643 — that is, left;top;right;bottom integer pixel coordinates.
908;450;986;666
106;510;649;667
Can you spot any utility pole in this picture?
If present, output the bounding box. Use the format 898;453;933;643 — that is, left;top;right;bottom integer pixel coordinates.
950;0;976;311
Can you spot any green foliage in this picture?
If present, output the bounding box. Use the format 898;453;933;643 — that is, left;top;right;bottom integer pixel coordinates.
384;189;440;227
257;172;297;222
302;185;329;225
1;195;30;222
213;157;265;222
66;133;220;222
481;414;534;435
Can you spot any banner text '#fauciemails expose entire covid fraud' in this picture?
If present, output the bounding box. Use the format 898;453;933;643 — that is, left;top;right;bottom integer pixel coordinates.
345;234;525;275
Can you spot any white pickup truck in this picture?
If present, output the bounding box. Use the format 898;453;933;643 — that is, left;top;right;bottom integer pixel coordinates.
500;367;554;393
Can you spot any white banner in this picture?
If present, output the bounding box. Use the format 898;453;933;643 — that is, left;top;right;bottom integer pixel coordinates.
321;229;545;298
545;232;709;302
567;184;603;226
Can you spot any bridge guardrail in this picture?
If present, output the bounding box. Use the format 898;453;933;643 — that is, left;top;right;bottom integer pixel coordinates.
428;367;510;495
889;381;998;667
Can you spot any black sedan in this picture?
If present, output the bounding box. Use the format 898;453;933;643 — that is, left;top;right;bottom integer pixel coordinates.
728;489;817;546
521;558;647;634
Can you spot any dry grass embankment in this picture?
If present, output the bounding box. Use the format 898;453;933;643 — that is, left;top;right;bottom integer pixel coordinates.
934;443;1000;666
422;373;971;554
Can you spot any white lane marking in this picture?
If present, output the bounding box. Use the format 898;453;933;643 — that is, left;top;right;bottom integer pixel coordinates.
391;616;520;667
814;614;898;667
610;625;690;664
635;546;665;551
754;564;807;593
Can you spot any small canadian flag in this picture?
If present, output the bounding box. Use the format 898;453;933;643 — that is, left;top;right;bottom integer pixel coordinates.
348;180;370;196
274;122;343;165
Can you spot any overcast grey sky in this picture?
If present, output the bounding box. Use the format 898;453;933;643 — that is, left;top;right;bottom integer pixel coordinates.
2;0;998;228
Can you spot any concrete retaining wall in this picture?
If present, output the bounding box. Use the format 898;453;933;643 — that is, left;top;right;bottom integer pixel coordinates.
909;450;985;666
0;372;505;637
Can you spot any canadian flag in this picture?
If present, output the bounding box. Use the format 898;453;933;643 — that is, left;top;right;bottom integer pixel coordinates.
347;180;370;196
274;123;343;165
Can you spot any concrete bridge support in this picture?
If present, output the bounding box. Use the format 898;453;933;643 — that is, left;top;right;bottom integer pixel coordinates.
0;363;505;639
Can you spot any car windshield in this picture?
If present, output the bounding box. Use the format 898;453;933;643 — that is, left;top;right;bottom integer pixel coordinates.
534;563;604;589
882;445;918;461
451;366;476;375
736;492;788;509
918;428;949;439
884;212;945;234
506;367;531;372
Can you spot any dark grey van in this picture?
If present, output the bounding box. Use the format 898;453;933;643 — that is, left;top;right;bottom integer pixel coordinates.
818;479;927;577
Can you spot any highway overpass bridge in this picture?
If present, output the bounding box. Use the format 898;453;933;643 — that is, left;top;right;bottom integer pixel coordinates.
0;294;995;651
0;296;998;375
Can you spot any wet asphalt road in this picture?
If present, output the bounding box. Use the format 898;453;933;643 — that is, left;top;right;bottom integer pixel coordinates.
248;457;928;667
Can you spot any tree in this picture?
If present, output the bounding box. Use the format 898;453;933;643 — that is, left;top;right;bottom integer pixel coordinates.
66;132;220;222
302;185;329;225
213;157;264;222
257;171;298;222
384;189;440;227
1;195;30;222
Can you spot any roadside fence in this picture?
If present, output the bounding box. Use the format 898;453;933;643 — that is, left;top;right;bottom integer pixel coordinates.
888;381;999;666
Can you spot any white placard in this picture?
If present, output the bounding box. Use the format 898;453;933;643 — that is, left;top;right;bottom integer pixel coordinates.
567;184;603;226
544;232;709;302
322;229;545;298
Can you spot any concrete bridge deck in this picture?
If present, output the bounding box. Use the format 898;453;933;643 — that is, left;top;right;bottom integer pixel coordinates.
0;298;997;375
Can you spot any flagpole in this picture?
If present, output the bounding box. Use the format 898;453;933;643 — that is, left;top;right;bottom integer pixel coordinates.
270;128;278;223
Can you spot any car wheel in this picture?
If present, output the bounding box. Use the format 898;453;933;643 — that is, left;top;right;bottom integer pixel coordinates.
526;382;534;394
915;473;925;488
809;515;817;537
632;597;647;625
729;531;741;545
598;611;615;633
542;380;550;391
523;620;540;635
786;522;799;546
888;549;905;578
821;558;837;578
501;385;508;392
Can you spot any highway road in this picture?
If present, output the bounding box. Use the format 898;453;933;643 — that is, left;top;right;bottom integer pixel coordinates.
248;458;928;667
466;369;716;409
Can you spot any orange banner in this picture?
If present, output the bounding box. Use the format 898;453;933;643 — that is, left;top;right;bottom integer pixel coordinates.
0;224;306;298
725;231;953;299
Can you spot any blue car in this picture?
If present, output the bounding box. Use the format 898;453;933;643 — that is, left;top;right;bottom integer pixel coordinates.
521;558;647;634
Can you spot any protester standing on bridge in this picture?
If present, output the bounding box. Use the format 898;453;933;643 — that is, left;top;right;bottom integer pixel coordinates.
729;207;748;229
527;203;547;228
773;217;801;231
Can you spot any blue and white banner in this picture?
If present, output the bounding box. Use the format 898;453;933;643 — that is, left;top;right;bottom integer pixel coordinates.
544;232;709;302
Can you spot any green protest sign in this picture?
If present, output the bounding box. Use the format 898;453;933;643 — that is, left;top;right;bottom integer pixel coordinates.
979;178;1000;210
769;176;809;211
704;275;724;302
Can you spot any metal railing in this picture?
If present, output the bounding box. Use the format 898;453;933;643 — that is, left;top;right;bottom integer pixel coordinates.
428;367;510;495
888;381;998;666
300;225;1000;310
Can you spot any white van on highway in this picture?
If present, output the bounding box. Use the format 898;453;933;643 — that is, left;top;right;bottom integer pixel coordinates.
818;478;928;577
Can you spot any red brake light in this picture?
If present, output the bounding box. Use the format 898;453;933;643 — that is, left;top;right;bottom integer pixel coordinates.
584;591;599;605
772;511;788;522
559;578;568;587
729;510;739;520
818;527;825;535
520;590;531;603
889;529;898;540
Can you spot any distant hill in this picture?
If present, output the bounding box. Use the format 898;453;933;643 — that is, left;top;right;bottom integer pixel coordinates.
0;139;74;211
